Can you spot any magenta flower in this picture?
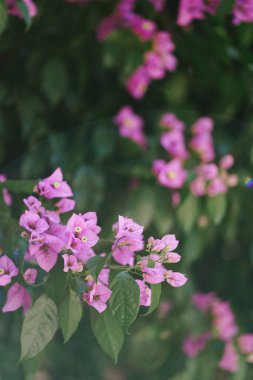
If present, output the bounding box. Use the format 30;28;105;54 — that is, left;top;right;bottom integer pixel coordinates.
138;259;165;284
148;0;165;11
190;177;206;197
158;302;172;318
177;0;205;27
159;113;185;130
20;210;49;239
83;283;112;313
128;15;156;41
160;130;188;160
23;268;37;285
66;213;100;254
0;255;18;286
62;254;83;273
55;198;76;214
96;13;119;41
157;159;187;189
238;334;253;354
114;215;144;240
97;268;110;286
205;0;220;14
219;341;239;373
126;66;150;99
165;270;187;287
211;299;238;340
220;154;234;170
114;106;147;148
29;234;65;272
196;164;218;180
36;168;73;199
207;177;227;196
144;51;165;79
232;0;253;25
136;280;151;306
5;0;37;18
183;332;211;358
2;283;31;314
23;196;42;211
192;292;215;311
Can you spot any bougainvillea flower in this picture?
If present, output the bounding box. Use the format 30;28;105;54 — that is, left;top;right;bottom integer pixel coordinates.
36;168;73;199
177;0;205;27
55;198;76;214
220;154;234;170
23;196;42;211
0;255;19;286
19;210;49;239
23;268;37;285
165;270;187;287
160;130;188;160
207;177;227;196
62;254;83;272
148;0;165;11
5;0;37;18
192;292;215;311
159;113;185;130
219;341;239;373
238;334;253;354
128;15;156;41
136;279;151;306
144;51;165;79
157;159;187;189
83;283;112;313
232;0;253;24
126;66;150;99
2;283;31;314
114;215;144;240
138;259;166;284
190;176;206;196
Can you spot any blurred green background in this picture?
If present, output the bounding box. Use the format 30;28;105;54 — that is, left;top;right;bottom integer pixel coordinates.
0;1;253;379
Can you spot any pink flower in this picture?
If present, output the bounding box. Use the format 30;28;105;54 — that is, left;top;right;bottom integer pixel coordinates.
29;234;65;272
232;0;253;25
159;113;185;130
126;66;150;99
23;196;42;211
157;159;187;189
160;130;188;160
211;299;238;341
2;283;31;314
177;0;205;27
139;260;166;284
96;13;119;41
238;334;253;354
158;302;172;318
128;15;156;41
0;255;19;286
207;178;227;196
152;159;166;176
97;268;110;286
114;215;144;240
219;341;239;373
62;254;83;272
20;210;49;239
114;106;147;148
190;177;206;196
55;198;76;214
2;188;12;206
136;280;151;306
148;0;165;11
171;191;181;207
36;168;73;199
183;332;211;357
220;154;234;170
144;51;165;79
83;283;112;313
192;292;215;311
23;268;37;284
165;270;187;287
205;0;221;14
153;32;175;54
5;0;37;18
196;164;218;180
66;213;100;254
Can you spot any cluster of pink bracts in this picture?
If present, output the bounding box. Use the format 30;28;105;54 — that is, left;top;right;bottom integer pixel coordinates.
0;168;187;315
114;110;238;202
182;292;253;373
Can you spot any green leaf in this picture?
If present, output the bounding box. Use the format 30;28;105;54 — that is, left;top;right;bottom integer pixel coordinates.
143;283;161;316
16;0;32;27
59;287;83;343
45;259;67;305
20;295;58;361
0;2;7;35
207;194;227;225
216;0;234;17
41;58;68;106
86;255;107;282
0;179;38;194
177;194;198;232
127;186;155;227
90;307;124;363
23;352;44;380
109;272;140;332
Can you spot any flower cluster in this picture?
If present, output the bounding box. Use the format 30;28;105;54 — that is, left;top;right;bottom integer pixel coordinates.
152;114;238;203
5;0;37;19
182;292;253;373
177;0;253;26
0;168;187;316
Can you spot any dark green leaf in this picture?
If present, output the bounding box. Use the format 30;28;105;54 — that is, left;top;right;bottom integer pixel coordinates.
90;307;124;363
109;272;140;332
0;2;7;35
216;0;234;17
41;59;68;105
20;295;58;361
59;287;83;343
23;352;44;380
0;179;38;194
86;255;107;282
17;0;32;27
177;194;198;232
143;283;161;316
45;259;67;305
